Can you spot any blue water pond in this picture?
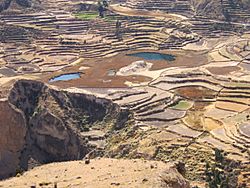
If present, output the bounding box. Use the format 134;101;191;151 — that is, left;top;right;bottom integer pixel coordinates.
127;52;175;61
49;73;81;82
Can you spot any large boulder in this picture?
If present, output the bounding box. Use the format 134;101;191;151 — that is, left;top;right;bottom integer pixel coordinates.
157;162;190;188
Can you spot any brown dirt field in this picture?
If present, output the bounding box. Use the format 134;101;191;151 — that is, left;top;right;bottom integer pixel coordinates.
207;66;241;75
41;50;208;88
150;50;208;71
109;5;187;21
174;86;218;100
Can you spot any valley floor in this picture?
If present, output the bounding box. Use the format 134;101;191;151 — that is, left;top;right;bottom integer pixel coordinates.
0;0;250;187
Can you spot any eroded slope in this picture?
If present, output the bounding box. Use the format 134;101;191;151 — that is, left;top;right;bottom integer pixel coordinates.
0;79;129;179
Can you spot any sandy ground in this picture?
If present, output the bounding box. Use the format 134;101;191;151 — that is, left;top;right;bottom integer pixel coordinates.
0;158;168;188
0;75;39;88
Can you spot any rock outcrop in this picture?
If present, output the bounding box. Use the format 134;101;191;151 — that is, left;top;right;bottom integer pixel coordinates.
191;0;224;19
157;163;190;188
0;99;26;179
0;79;130;179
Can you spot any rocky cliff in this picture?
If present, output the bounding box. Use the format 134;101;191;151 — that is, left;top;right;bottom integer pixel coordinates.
0;98;26;179
0;79;130;179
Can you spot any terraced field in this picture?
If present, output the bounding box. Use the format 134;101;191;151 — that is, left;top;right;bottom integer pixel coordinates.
74;36;250;187
0;0;200;78
0;0;250;187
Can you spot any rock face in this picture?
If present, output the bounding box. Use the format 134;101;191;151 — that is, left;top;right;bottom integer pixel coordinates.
0;99;26;179
191;0;250;21
191;0;224;19
157;163;190;188
0;79;129;179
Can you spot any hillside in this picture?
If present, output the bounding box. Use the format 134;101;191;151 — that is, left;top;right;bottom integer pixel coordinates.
192;0;250;21
0;158;190;188
124;0;250;22
0;0;250;187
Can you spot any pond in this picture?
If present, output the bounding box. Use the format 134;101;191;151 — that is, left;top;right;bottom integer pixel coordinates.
127;52;175;61
49;73;81;82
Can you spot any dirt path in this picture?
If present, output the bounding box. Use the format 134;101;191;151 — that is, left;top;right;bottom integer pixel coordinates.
110;4;188;21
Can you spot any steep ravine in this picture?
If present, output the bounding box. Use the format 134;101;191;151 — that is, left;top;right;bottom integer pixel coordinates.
0;79;130;179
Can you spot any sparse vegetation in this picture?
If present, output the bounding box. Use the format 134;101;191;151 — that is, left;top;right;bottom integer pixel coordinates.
98;0;109;18
205;149;240;188
74;12;99;20
15;168;24;176
80;114;90;132
0;0;250;186
171;100;193;110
